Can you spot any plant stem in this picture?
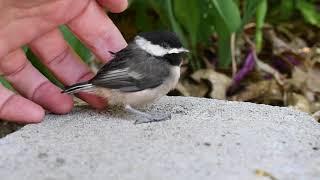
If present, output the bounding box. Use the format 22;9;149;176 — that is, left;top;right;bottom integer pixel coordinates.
255;0;267;53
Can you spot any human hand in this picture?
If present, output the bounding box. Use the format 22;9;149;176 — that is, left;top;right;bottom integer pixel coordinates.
0;0;128;123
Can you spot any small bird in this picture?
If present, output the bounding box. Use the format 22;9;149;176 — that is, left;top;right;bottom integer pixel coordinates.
62;31;189;124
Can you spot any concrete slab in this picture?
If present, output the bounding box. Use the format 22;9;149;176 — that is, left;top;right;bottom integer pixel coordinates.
0;96;319;180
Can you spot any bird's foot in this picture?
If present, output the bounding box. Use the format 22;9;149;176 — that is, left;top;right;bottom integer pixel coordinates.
125;105;171;124
134;113;171;124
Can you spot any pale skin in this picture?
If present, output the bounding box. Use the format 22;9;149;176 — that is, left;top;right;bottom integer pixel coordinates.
0;0;128;123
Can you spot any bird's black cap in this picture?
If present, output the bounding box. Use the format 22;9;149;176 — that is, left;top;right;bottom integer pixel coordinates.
137;31;183;48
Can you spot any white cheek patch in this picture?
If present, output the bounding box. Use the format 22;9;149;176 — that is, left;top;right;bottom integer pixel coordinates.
168;48;189;54
135;37;168;56
135;36;188;56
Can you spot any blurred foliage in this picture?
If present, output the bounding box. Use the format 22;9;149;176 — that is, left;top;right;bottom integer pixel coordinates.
115;0;320;69
269;0;320;25
125;0;247;69
118;0;261;69
0;76;13;90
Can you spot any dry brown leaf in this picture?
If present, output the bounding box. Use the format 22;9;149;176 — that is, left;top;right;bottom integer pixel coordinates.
310;102;320;114
256;59;285;85
290;67;308;89
265;28;309;57
255;169;278;180
176;79;208;97
288;36;308;54
230;80;282;102
175;82;191;96
191;69;231;99
307;63;320;93
287;67;318;105
290;63;320;103
287;93;311;113
265;29;294;55
312;111;320;122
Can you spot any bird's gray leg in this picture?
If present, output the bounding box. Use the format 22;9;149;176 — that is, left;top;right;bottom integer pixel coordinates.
124;105;171;124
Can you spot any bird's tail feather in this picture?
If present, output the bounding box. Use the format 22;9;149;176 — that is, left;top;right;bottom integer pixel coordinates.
61;81;94;94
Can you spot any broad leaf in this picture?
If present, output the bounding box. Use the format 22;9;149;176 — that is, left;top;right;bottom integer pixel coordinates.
211;0;241;33
241;0;263;28
210;0;241;67
297;0;320;27
173;0;199;46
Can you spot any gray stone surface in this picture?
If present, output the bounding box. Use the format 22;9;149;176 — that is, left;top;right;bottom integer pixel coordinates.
0;96;320;180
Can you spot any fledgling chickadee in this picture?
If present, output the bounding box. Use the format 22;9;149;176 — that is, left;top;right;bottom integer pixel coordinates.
62;31;189;124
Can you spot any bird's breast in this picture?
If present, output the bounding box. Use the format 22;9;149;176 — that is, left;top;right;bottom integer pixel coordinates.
124;65;180;106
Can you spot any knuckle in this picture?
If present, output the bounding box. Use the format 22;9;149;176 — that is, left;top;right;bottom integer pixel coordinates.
0;93;16;117
31;81;50;101
0;51;28;77
46;46;70;66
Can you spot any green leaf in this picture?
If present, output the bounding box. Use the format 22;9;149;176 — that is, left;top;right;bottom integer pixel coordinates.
210;0;241;67
128;0;162;31
147;0;187;45
173;0;199;46
196;2;216;43
59;25;92;63
22;45;29;53
241;0;263;29
217;34;234;68
147;0;171;27
255;0;267;52
211;0;241;33
172;0;203;70
279;0;295;20
296;0;320;27
0;76;13;90
268;0;295;23
166;0;188;46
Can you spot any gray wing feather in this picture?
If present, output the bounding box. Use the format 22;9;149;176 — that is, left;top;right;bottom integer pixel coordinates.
90;46;171;92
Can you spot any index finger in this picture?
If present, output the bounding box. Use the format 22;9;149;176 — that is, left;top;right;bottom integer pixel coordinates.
97;0;128;13
67;0;127;63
